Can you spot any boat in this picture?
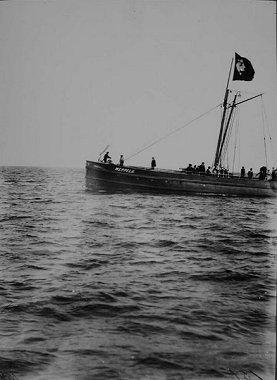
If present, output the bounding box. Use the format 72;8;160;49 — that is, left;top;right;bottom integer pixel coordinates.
86;54;277;197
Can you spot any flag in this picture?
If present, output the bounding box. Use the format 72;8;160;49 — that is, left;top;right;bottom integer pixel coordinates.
233;53;255;81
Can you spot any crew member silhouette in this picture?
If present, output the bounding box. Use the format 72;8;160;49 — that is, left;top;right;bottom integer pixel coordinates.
103;152;111;163
151;157;156;170
119;155;124;166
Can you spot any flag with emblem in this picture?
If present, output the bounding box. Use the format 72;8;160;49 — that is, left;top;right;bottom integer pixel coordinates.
233;53;255;81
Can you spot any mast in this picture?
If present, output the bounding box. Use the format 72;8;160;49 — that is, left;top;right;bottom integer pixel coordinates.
214;58;234;168
217;93;238;165
216;92;264;166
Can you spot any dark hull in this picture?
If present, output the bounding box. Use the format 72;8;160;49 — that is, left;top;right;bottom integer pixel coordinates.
86;161;277;197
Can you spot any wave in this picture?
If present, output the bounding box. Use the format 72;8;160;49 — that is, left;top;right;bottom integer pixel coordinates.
117;321;167;336
156;239;177;247
0;350;55;377
179;329;223;341
134;354;185;370
71;303;140;318
2;302;71;322
0;215;30;222
190;270;262;283
65;259;106;270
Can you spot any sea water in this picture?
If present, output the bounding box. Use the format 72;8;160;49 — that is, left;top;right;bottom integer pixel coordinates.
0;166;276;380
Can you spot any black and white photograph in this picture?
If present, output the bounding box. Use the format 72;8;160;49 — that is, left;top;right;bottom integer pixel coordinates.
0;0;276;379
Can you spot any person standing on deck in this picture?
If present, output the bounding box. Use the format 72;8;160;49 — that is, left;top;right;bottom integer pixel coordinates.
151;157;156;170
198;162;205;173
206;166;211;175
186;164;193;173
247;168;253;179
258;166;267;180
240;166;245;178
119;155;124;167
271;167;277;180
103;152;111;163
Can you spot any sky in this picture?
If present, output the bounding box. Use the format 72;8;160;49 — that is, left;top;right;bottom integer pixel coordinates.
0;0;276;170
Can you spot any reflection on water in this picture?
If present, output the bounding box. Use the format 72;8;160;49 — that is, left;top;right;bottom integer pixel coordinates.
0;166;276;379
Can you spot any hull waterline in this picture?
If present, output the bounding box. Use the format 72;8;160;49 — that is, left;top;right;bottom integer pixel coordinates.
86;161;277;197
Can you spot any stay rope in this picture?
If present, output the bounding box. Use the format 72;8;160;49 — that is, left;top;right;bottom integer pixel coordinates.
221;107;237;165
125;103;221;162
232;108;240;173
260;96;273;168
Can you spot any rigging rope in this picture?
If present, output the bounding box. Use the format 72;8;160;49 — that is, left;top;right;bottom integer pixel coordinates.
260;97;272;139
260;96;273;168
125;103;221;161
98;144;110;159
221;107;237;165
260;97;268;167
232;108;240;173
